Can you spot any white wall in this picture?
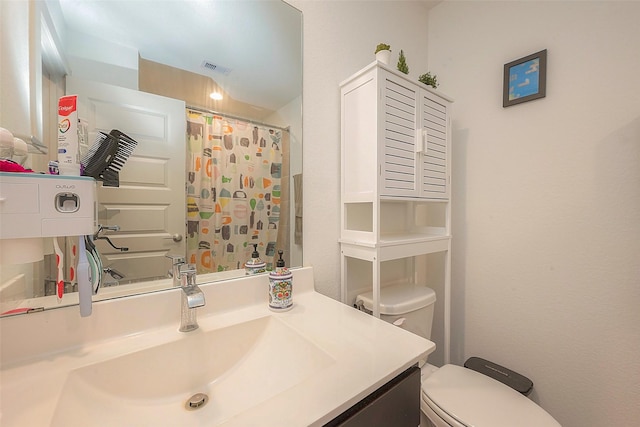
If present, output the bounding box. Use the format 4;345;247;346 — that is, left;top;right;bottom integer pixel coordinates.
287;0;431;298
291;0;639;425
267;94;304;268
0;0;41;143
428;1;640;426
65;30;139;90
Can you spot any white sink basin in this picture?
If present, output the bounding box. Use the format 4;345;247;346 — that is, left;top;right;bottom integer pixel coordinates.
51;315;334;426
1;269;433;426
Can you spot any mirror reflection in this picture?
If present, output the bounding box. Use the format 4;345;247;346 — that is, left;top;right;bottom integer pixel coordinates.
0;0;302;316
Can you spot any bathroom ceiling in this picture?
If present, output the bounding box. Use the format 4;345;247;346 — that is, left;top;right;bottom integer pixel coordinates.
57;0;302;112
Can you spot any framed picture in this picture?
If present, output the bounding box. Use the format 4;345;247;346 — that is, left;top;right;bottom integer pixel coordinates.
503;49;547;107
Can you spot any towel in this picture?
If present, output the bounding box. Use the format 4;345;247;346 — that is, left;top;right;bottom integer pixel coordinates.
293;173;303;245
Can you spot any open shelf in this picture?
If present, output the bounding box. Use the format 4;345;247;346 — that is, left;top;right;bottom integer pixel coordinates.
343;200;449;244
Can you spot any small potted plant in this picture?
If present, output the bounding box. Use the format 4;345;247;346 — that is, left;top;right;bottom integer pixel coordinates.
419;72;438;89
375;43;391;65
397;50;409;74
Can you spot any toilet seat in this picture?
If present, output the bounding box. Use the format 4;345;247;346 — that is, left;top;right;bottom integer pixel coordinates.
421;364;561;427
422;392;466;427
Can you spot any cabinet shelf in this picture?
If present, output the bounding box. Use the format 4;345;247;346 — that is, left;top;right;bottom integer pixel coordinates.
340;233;450;248
379;233;449;246
340;236;450;262
343;199;448;241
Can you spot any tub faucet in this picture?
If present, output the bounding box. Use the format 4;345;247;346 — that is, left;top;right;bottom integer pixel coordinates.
178;263;205;332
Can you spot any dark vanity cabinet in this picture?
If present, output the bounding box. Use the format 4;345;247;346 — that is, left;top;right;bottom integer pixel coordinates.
324;365;421;427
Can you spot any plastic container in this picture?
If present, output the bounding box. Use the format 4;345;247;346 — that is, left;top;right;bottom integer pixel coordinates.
245;244;266;275
357;283;436;340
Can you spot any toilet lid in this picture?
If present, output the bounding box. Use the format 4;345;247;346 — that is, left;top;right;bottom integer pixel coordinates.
422;365;561;427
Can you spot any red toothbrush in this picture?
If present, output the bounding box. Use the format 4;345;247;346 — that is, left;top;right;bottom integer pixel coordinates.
53;238;64;301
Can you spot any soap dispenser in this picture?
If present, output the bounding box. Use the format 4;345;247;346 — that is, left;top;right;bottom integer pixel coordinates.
268;250;293;311
245;244;266;275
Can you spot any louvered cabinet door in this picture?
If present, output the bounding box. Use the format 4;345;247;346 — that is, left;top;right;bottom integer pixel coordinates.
419;92;450;199
381;74;420;198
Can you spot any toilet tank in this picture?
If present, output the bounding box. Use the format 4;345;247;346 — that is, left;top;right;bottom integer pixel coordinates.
357;284;436;340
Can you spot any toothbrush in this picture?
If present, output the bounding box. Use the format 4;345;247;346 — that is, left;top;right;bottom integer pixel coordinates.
67;236;78;291
77;237;92;317
52;238;64;301
84;235;102;294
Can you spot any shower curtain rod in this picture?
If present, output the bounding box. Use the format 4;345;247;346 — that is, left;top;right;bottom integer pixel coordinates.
186;105;290;132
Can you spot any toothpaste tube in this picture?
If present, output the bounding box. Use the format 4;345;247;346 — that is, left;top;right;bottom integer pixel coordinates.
57;95;80;176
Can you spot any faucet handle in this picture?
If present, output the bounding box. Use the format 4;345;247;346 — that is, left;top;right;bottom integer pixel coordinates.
166;254;186;265
179;263;196;275
179;263;197;284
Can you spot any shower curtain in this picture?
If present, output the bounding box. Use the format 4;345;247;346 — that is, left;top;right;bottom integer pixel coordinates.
186;110;289;273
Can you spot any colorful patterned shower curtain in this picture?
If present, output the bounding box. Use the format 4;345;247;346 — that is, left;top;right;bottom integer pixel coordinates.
186;110;288;273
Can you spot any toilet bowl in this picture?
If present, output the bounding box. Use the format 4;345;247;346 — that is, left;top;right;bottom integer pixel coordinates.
420;364;561;427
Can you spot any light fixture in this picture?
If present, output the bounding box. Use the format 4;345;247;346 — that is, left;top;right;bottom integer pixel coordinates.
209;91;223;101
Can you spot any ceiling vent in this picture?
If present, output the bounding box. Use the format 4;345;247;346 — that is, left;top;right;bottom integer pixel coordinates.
201;60;232;76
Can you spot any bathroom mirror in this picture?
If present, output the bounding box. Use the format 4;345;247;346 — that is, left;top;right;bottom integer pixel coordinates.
0;0;302;316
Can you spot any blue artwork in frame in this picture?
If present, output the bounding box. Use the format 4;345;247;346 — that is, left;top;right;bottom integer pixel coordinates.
503;49;547;107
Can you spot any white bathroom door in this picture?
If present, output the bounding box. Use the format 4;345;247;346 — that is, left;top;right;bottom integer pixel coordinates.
66;77;186;284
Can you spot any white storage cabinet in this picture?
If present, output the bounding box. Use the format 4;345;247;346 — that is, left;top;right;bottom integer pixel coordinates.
340;61;453;365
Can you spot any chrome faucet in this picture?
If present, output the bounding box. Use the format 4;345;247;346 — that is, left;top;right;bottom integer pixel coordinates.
166;255;205;332
177;263;205;332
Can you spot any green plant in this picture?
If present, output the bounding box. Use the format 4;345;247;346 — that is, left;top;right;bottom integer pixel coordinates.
418;72;438;89
374;43;391;54
397;50;409;74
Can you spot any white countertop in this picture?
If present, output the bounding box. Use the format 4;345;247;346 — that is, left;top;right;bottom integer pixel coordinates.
0;267;434;426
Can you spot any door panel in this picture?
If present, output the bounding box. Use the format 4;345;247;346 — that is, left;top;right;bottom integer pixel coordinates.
419;92;449;199
67;77;186;284
381;73;419;197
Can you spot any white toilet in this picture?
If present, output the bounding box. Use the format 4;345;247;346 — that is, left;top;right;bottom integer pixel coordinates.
420;363;561;427
357;283;561;427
